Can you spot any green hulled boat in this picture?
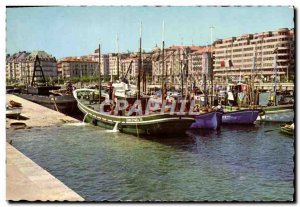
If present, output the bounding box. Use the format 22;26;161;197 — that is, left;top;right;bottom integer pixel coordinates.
73;89;195;136
280;123;294;136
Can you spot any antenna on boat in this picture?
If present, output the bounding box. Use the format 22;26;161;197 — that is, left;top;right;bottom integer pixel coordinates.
98;44;102;104
137;21;142;99
161;20;165;103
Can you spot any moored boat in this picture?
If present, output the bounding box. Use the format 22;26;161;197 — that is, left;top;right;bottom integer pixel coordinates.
9;100;22;108
73;88;195;136
280;123;294;136
17;92;79;115
257;104;294;123
6;106;22;119
190;111;223;130
14;56;80;116
222;109;260;124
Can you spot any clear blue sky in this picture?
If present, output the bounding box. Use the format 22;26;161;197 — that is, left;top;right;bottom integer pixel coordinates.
6;6;294;58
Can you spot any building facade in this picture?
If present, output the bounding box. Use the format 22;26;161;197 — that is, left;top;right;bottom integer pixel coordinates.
151;45;209;87
57;57;98;79
213;28;295;84
188;48;213;86
120;53;152;83
85;50;110;76
6;51;30;82
6;51;57;84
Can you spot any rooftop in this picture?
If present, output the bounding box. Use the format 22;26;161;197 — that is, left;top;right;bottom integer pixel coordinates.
25;51;56;61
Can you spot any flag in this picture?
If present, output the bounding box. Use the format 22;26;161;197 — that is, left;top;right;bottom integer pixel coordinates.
220;60;225;67
225;60;234;67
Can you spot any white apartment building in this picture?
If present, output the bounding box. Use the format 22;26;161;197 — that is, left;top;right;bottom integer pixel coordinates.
57;57;98;79
6;51;30;82
213;28;295;84
6;51;57;83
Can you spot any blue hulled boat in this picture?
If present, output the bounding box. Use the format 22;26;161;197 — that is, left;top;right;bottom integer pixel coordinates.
190;111;223;130
222;109;260;124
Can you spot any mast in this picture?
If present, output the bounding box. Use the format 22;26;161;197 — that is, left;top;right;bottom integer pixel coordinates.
142;55;146;93
273;48;278;106
209;26;215;106
161;21;165;103
204;73;207;107
251;48;256;106
137;22;142;99
180;50;183;98
184;51;188;100
98;44;102;104
204;53;208;107
116;35;120;80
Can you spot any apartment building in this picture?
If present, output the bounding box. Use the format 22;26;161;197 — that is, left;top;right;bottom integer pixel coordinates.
57;57;98;79
25;51;57;83
119;53;152;83
86;50;110;76
213;28;295;84
188;47;213;86
100;54;110;76
6;51;30;82
151;45;209;86
6;51;57;83
108;53;120;76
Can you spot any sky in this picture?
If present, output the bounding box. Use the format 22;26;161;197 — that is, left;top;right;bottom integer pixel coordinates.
6;6;294;58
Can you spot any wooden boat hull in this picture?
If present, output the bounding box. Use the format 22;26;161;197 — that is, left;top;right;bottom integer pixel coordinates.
6;108;22;119
190;111;223;130
119;117;193;135
16;93;80;115
222;109;260;124
74;89;195;136
280;125;294;136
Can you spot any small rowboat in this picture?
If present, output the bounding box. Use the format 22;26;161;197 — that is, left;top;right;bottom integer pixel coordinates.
9;100;22;108
280;123;294;136
6;106;22;119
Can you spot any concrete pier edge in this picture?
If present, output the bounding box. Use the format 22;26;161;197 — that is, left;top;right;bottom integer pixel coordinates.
6;94;84;201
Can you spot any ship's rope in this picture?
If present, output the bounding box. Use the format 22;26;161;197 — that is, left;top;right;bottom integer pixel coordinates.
135;122;139;138
50;95;60;112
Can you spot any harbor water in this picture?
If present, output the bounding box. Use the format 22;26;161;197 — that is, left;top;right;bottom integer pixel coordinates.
7;122;294;201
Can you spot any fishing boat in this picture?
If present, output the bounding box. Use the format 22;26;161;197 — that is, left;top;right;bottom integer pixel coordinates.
15;56;80;115
222;109;260;124
190;110;223;130
188;42;223;130
74;23;194;136
280;123;294;136
257;104;294;123
17;92;78;114
256;50;294;123
73;88;194;136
